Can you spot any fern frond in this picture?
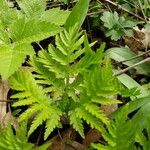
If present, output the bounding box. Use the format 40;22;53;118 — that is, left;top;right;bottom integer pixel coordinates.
75;107;104;133
0;123;34;150
44;108;62;140
28;26;122;139
69;110;84;138
10;69;62;139
10;25;123;140
84;103;109;125
92;106;136;150
0;122;50;150
82;62;120;99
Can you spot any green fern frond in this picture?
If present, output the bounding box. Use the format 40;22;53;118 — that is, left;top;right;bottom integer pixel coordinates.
84;103;109;125
10;69;62;139
0;123;34;150
29;26;121;138
82;63;120;98
75;107;104;133
10;26;122;140
44;109;62;140
92;106;136;150
0;122;50;150
69;110;84;138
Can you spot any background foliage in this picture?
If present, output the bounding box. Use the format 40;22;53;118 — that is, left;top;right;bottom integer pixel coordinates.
0;0;149;149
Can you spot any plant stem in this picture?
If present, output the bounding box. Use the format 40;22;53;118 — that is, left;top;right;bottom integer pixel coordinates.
114;57;150;76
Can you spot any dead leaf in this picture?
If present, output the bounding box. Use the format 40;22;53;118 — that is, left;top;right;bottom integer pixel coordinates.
124;26;150;52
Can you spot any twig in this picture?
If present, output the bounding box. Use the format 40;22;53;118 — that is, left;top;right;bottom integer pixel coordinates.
87;10;104;16
0;99;17;103
114;57;150;76
98;0;147;22
120;50;150;63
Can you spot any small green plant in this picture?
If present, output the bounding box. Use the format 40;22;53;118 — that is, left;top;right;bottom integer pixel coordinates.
101;11;136;41
91;95;150;150
91;105;136;150
9;25;122;140
0;122;50;150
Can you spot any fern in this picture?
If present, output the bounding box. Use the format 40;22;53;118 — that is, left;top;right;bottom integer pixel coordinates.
0;122;50;150
91;105;137;150
10;26;122;139
135;126;150;150
91;95;150;150
10;69;62;140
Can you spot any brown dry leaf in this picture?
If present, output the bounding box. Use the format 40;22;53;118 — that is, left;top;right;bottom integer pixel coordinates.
124;26;150;53
124;27;146;53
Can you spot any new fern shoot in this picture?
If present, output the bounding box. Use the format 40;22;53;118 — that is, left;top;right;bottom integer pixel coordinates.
9;26;122;140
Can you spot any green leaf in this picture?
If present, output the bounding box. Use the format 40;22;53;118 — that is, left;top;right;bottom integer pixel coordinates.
40;8;70;26
69;111;84;138
0;43;34;79
65;0;89;30
10;69;62;140
0;0;9;10
116;73;149;98
0;123;34;150
101;11;136;41
44;108;62;140
106;47;150;75
16;0;46;18
10;18;62;44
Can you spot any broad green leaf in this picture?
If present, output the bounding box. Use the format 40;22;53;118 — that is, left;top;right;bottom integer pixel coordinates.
112;96;150;118
132;102;150;130
9;18;62;43
64;0;89;30
0;43;34;79
128;96;150;114
106;47;150;75
0;7;21;27
0;0;9;10
101;11;136;41
116;73;149;98
40;8;70;26
16;0;46;18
